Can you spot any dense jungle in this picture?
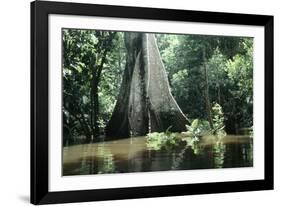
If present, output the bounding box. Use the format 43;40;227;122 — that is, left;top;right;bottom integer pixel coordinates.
62;29;253;175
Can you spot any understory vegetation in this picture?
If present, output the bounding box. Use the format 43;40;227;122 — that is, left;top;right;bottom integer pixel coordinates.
146;101;227;151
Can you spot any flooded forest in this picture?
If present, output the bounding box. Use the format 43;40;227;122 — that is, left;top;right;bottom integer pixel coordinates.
62;29;253;175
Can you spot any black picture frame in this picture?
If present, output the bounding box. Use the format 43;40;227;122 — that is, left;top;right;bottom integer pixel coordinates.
31;0;274;204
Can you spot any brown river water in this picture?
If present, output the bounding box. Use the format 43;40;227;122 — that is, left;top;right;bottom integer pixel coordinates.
63;135;253;176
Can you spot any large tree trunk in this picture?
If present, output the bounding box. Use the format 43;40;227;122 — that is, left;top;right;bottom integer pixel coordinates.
143;34;189;132
128;51;149;136
106;33;142;137
106;33;189;138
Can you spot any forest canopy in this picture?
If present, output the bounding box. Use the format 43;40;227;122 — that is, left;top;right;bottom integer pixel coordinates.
62;29;253;145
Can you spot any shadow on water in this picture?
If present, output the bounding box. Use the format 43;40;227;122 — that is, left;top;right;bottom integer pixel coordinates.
63;135;253;176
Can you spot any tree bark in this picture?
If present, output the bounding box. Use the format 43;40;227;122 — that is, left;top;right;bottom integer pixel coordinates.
106;33;189;138
106;33;142;137
143;34;189;133
93;82;100;137
128;52;149;136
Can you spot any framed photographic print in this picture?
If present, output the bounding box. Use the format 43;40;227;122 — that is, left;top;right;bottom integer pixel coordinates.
31;0;274;204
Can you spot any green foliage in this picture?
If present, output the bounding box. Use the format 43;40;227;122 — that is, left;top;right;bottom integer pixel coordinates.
157;34;253;133
63;29;125;144
171;69;189;102
186;119;211;138
212;103;225;132
146;130;203;155
146;129;178;150
185;103;226;138
224;39;253;128
184;103;226;139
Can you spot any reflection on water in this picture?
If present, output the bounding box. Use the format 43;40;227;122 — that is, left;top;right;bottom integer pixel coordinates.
63;135;253;176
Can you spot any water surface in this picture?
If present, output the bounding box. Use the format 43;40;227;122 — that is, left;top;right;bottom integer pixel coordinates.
63;135;253;176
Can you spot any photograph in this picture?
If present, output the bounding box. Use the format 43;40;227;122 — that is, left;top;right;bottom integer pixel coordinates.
62;29;254;176
30;1;273;204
